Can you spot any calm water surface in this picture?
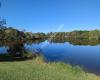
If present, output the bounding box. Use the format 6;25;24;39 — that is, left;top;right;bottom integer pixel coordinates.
25;40;100;75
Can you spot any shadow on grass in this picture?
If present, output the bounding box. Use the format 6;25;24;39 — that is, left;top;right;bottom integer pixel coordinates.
0;54;34;62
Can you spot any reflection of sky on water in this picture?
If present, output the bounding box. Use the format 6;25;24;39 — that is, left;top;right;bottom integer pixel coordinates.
0;47;8;54
25;41;100;75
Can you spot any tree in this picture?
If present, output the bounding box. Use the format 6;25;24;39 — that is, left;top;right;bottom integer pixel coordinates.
0;18;6;30
89;29;100;40
0;18;7;39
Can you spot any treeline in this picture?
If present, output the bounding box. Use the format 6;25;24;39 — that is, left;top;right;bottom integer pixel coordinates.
47;30;100;40
0;19;46;40
0;27;46;40
1;19;100;41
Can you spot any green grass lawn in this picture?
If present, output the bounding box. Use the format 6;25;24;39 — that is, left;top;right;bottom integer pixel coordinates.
0;56;100;80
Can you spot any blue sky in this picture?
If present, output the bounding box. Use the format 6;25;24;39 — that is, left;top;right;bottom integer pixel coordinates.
1;0;100;33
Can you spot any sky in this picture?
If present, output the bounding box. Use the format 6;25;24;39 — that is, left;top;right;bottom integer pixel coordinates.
0;0;100;33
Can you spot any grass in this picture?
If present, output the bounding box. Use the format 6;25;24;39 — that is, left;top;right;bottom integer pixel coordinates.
0;56;100;80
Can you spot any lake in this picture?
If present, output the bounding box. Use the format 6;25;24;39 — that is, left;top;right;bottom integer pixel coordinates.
0;40;100;75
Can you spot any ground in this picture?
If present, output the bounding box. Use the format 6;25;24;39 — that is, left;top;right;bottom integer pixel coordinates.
0;57;100;80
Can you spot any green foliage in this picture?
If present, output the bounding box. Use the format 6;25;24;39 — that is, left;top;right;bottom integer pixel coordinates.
47;30;100;40
0;59;100;80
22;51;33;58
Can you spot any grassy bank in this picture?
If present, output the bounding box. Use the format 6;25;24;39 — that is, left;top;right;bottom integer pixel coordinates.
0;56;100;80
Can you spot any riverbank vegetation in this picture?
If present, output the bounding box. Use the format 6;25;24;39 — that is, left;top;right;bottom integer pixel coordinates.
0;56;100;80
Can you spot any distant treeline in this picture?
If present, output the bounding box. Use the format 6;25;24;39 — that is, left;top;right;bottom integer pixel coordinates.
0;18;100;40
47;30;100;40
0;18;46;40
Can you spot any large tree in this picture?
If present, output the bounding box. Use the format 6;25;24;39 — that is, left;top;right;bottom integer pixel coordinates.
0;18;6;30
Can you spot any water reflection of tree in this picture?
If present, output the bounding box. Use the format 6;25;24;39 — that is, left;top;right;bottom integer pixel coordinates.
0;40;43;61
25;40;44;45
0;40;43;58
0;40;26;57
50;37;100;46
0;38;100;57
7;42;26;57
